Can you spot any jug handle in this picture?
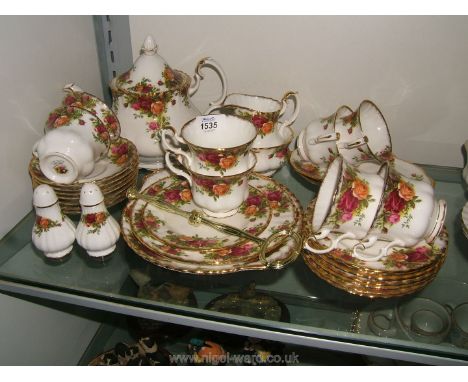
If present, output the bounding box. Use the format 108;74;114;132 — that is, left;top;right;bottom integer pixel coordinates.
188;57;228;109
278;91;300;128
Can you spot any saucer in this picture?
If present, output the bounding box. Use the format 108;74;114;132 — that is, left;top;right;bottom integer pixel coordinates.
288;149;325;184
303;199;448;273
29;137;138;214
288;148;434;187
135;183;272;252
121;169;303;273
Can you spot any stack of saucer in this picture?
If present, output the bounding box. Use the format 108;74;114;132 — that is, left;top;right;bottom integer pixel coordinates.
121;169;303;274
29;137;139;214
302;198;448;298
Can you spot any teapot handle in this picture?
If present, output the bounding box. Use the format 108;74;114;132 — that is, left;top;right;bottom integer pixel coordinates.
279;91;300;128
188;57;228;109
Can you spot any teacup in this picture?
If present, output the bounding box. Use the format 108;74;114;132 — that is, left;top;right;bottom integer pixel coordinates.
33;129;95;184
161;114;257;175
335;100;393;165
251;125;294;176
449;303;468;349
206;91;300;148
353;162;447;261
297;105;352;171
45;104;110;161
396;298;450;345
304;156;389;254
165;151;257;218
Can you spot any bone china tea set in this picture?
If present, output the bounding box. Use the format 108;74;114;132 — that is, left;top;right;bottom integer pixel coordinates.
30;35;453;304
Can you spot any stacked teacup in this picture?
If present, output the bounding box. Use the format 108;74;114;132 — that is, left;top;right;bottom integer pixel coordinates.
301;100;447;263
206;91;300;176
162;114;258;218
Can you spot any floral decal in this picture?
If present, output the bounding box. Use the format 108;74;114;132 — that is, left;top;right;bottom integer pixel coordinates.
164;233;229;249
320;114;335;130
319;147;339;166
109;139;129;165
34;216;61;236
63;92;97;110
117;65;189;141
374;177;421;232
382;244;439;270
53;164;68;174
238;189;269;222
205;242;255;260
377;145;394;161
340;111;359;135
260;184;290;216
268;146;288;160
326;166;375;227
46;106;109;147
82;211;109;234
195;150;240;174
161;181;193;206
351;148;373;163
193;175;243;200
232;109;280;138
292;158;324;178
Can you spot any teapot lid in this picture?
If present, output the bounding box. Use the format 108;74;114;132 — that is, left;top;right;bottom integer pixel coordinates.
114;35;188;94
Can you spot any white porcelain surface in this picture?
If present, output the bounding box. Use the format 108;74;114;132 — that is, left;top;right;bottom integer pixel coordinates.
297;106;351;169
33;129;95;184
76;183;120;258
305;157;388;254
32;185;76;259
207;91;300;149
110;35;227;169
166;151;256;218
356;162;447;260
335;100;392;165
251;125;293;176
162;114;257;175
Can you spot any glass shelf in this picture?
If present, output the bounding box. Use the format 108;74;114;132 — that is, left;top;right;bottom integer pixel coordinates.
0;164;467;365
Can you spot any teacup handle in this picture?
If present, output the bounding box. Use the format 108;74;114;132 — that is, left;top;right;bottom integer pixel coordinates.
278;91;300;128
32;141;40;158
165;152;193;187
161;129;192;167
339;136;369;150
353;238;405;261
188;57;228;109
304;231;356;254
308;132;340;145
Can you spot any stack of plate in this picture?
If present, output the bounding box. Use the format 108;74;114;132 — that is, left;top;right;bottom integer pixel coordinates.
29;137;139;214
302;199;448;298
121;169;303;274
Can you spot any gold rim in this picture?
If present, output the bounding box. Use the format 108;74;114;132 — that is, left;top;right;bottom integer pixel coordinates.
356;100;392;161
222;92;283;114
179;115;258;153
121;171;304;274
287;149;323;184
302;198;449;276
304;255;438;298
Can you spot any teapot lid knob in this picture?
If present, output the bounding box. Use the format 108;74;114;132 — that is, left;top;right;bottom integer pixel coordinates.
142;35;158;55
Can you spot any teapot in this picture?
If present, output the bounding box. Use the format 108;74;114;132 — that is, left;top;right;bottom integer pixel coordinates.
110;35;227;169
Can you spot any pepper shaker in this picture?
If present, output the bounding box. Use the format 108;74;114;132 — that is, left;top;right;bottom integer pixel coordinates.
76;183;120;259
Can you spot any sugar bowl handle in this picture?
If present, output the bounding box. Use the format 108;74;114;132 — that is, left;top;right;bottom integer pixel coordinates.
188;57;228;109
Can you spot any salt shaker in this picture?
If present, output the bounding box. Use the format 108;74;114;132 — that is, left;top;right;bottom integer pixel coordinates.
32;184;76;260
76;183;120;259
